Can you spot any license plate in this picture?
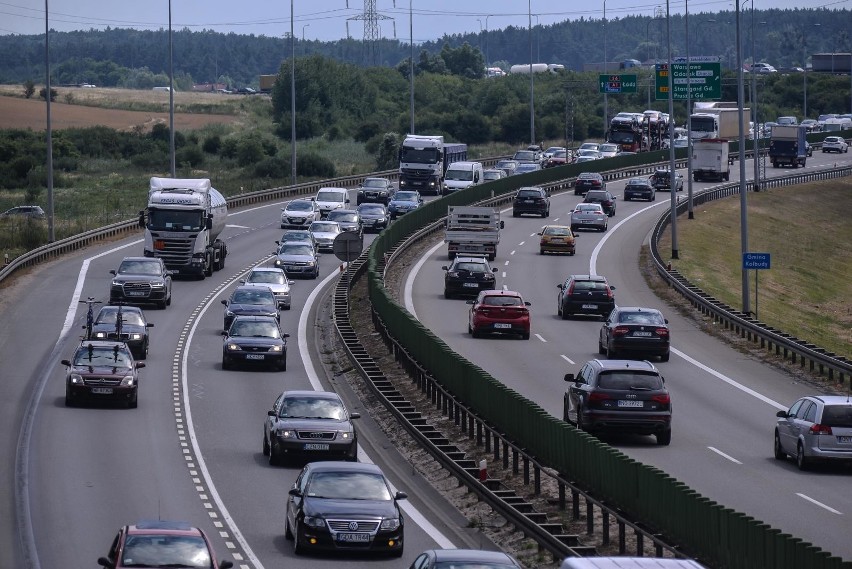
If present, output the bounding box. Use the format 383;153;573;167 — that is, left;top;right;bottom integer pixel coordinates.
617;400;644;408
550;238;563;243
126;291;147;297
463;282;479;288
581;304;598;309
523;199;534;203
245;354;265;360
632;331;653;337
304;443;330;451
91;387;113;395
337;533;370;543
839;437;852;443
494;323;511;329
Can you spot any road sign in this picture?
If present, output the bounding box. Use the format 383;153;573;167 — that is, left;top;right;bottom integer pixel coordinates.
599;74;637;94
656;57;721;101
333;232;363;263
742;252;770;270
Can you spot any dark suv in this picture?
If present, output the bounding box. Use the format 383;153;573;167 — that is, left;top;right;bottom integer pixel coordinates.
556;274;616;320
443;256;498;299
650;168;684;191
109;257;173;309
61;340;145;408
583;189;617;217
512;187;550;218
574;172;606;196
563;359;672;445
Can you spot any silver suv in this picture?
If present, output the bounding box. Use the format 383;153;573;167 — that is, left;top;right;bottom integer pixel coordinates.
775;395;852;470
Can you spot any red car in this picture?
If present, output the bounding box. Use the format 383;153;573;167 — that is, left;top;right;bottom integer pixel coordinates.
98;520;233;569
466;290;531;340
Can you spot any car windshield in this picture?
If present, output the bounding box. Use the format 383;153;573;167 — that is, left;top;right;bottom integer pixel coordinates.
73;346;131;367
248;271;287;285
281;231;311;241
446;169;473;181
228;319;281;338
454;262;488;273
230;289;275;305
310;222;340;233
579;143;599;151
600;144;619;153
95;309;145;327
543;227;571;236
358;205;385;214
395;192;419;201
481;295;522;306
553;151;567;158
617;311;665;325
483;171;502;180
598;371;664;390
280;396;346;419
513;151;535;161
821;405;852;428
305;471;392;500
280;244;314;256
362;179;387;188
545;147;563;154
118;260;162;275
577;150;599;157
328;213;358;223
286;201;313;212
316;191;345;203
496;161;516;169
572;280;607;291
120;535;211;568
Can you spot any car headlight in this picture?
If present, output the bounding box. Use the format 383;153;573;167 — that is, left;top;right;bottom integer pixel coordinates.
119;375;135;387
303;516;326;529
225;309;235;317
305;261;315;267
69;373;84;384
94;332;107;339
149;280;164;288
226;342;241;351
379;191;387;196
129;333;142;340
269;345;283;352
276;429;297;439
111;279;121;287
380;518;400;531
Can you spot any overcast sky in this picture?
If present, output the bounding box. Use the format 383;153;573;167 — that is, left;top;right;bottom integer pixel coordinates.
2;0;844;41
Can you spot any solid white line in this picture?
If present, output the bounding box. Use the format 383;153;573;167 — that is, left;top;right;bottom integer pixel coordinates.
796;493;843;515
535;333;547;342
707;447;743;465
403;240;445;320
560;355;575;365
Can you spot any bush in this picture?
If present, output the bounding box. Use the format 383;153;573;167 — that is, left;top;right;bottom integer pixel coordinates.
175;145;204;168
23;80;35;99
254;156;290;178
202;135;222;154
376;133;400;170
219;137;238;159
131;149;168;169
236;137;264;167
354;121;381;142
297;152;336;178
326;125;342;141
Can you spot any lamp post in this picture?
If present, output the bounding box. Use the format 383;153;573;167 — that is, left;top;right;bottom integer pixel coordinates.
645;8;663;108
603;1;608;138
409;0;414;134
45;0;54;242
485;14;492;66
302;23;310;42
735;0;751;315
302;23;310;57
528;0;535;146
685;0;694;220
532;14;540;63
168;0;175;177
665;0;678;260
290;0;296;186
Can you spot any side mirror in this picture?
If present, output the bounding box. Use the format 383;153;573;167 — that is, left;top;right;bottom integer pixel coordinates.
136;362;146;369
109;269;117;276
441;266;449;271
564;373;575;383
350;412;361;419
146;323;154;328
239;280;246;284
492;267;498;273
465;299;475;305
289;488;302;497
557;284;564;290
221;300;228;305
524;301;532;306
267;410;276;417
282;333;291;338
61;359;71;366
776;410;788;418
500;221;505;229
219;560;234;569
221;330;228;336
288;279;295;285
97;557;115;569
395;491;408;500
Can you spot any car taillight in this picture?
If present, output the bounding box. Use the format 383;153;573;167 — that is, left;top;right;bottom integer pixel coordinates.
613;326;630;336
810;424;833;435
655;327;669;337
606;287;614;299
566;282;575;294
593;181;601;186
651;393;671;404
588;392;611;402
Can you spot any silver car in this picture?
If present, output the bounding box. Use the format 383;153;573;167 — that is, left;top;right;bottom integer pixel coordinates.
241;267;294;310
570;203;608;232
280;199;321;229
775;395;852;470
513;163;542;175
273;242;320;279
309;220;343;252
482;168;507;182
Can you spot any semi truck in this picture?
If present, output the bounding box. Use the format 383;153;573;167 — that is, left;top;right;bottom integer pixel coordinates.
142;177;228;278
398;135;467;195
606;114;647;153
768;125;808;168
689;107;746;141
444;206;503;261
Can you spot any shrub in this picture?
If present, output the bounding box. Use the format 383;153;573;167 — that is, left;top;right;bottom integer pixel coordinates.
236;137;264;167
254;156;290;178
354;121;381;142
131;149;168;169
297;152;336;178
23;80;35;99
175;145;204;168
202;135;222;154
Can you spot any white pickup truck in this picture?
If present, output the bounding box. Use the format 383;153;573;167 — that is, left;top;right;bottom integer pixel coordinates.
444;206;503;261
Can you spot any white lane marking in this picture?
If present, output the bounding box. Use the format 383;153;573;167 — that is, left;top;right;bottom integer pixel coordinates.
225;224;251;229
534;334;547;342
529;233;537;237
796;493;843;515
502;284;508;290
510;250;516;255
502;272;507;278
404;241;445;321
518;241;525;246
504;260;510;266
707;447;743;465
560;355;575;365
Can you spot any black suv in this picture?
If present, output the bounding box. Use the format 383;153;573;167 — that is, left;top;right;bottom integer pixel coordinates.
61;340;145;408
356;177;396;205
563;359;671;445
442;256;498;299
574;172;606;195
91;305;154;360
512;187;550;218
650;168;684;191
109;257;173;309
599;306;670;362
556;274;616;320
583;189;617;217
623;177;656;201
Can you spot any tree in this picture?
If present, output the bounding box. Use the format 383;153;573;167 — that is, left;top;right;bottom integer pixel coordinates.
375;133;400;170
23;80;35;99
38;87;57;102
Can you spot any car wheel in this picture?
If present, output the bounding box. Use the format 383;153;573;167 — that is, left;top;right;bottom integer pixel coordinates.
512;211;519;217
471;327;482;339
444;290;452;299
576;407;588;433
660;351;670;362
269;439;282;466
292;520;304;555
65;389;75;407
563;399;571;423
624;196;631;202
262;432;270;456
598;338;606;355
127;392;138;409
390;544;404;558
561;304;570;320
521;332;530;340
166;292;172;306
222;357;230;370
773;431;786;460
539;248;545;255
542;211;548;218
656;429;672;446
285;516;294;540
796;442;810;470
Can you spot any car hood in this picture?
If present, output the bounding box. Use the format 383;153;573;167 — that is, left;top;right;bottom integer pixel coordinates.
336;222;360;231
277;254;315;262
283;210;315;218
274;417;352;430
302;497;398;519
389;200;418;207
91;323;146;335
315;200;345;209
243;283;290;295
311;231;339;240
359;212;386;220
225;303;278;316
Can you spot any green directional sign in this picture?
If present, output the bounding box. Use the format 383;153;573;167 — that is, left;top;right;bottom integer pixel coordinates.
655;57;721;101
599;74;637;94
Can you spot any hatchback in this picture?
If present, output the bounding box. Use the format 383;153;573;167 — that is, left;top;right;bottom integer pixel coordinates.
623;177;656;201
570;203;608;232
512;187;550;218
563;359;672;445
538;225;576;255
775;395;852;470
0;205;46;219
240;267;293;309
583;189;617;217
442;255;498;299
467;290;531;340
274;241;320;279
557;275;616;319
494;159;519;176
599;306;670;362
650;168;684;191
822;136;849;153
482;168;508;182
574;172;606;195
280;199;321;229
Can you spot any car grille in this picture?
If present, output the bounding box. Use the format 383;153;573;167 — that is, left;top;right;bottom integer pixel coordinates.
102;331;134;341
327;519;380;533
296;430;336;440
287;217;310;225
82;377;123;386
150;236;194;265
238;344;274;352
122;282;152;295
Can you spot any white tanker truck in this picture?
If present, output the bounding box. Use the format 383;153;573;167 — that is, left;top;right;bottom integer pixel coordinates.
142;177;228;278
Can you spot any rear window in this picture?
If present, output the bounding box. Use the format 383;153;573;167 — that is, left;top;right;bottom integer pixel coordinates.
821;405;852;428
482;295;522;306
517;189;541;198
598;371;664;390
617;311;665;325
573;281;607;291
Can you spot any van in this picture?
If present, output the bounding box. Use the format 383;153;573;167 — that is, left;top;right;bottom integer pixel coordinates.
559;557;707;569
442;161;484;195
313;187;350;218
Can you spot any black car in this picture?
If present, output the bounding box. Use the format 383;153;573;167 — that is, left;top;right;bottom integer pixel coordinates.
221;285;280;331
556;274;616;320
599;306;670;362
623;177;656;201
574;172;606;196
263;390;360;465
326;209;363;237
409;549;523;569
285;461;406;557
109;256;173;309
357;203;390;232
356;177;396;205
61;340;145;408
563;359;672;445
650;168;684;191
583;189;617;217
222;315;289;371
511;187;550;218
442;256;498;299
90;305;153;360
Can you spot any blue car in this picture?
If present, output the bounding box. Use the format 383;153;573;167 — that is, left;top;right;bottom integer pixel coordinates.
387;190;423;219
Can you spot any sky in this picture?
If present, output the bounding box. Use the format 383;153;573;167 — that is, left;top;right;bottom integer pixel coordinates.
1;0;844;42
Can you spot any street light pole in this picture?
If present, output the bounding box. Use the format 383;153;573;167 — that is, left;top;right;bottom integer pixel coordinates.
665;0;678;260
685;0;695;219
45;0;54;242
485;14;492;67
603;1;608;138
532;14;540;63
290;0;296;186
476;19;483;58
168;0;175;177
409;0;414;134
735;0;751;315
528;0;535;146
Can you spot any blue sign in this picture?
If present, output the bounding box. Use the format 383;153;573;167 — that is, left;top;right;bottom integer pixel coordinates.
743;252;771;270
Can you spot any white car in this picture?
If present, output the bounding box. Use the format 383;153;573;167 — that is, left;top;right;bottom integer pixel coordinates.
309;220;343;252
822;136;849;153
280;198;321;229
313;187;350;218
577;142;601;153
241;267;294;309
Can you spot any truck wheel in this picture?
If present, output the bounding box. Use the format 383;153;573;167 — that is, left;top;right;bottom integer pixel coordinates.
204;255;213;277
488;253;495;261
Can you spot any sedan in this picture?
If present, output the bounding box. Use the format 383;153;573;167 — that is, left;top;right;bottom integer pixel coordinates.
512;187;550;218
388;190;423;219
221;285;280;331
61;340;145;408
285;461;406;557
570;203;608;232
544;150;569;168
623;177;656;201
309;220;343;252
822;136;849;153
494;159;519;176
513;163;542;176
326;209;363;237
356;177;395;205
280;199;321;229
263;390;360;466
357;203;390;232
90;305;153;360
221;315;289;371
467;290;531;340
775;395;852;470
482;168;508;182
409;549;522;569
574;172;606;195
575;149;601;161
538;225;576;256
274;241;320;279
598;143;622;158
240;267;293;309
599;306;670;362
